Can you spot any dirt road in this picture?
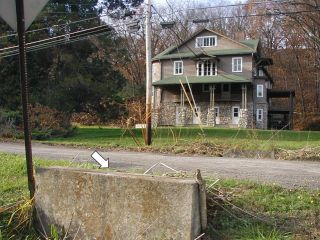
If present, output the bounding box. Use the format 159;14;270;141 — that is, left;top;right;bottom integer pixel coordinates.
0;142;319;189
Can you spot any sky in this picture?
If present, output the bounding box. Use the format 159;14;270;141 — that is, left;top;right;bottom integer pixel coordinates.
152;0;244;7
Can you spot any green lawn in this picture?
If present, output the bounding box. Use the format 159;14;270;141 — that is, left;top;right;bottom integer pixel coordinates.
1;153;319;239
43;126;320;152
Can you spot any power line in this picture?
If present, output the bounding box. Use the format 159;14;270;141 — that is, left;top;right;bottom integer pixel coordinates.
186;0;291;11
0;24;116;58
0;31;111;58
0;13;110;39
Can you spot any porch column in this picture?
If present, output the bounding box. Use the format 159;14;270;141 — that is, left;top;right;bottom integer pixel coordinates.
207;84;216;126
178;86;186;126
239;84;248;128
210;84;215;109
180;86;185;108
244;84;247;109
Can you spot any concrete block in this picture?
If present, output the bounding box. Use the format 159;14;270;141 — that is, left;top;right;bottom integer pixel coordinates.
35;167;202;240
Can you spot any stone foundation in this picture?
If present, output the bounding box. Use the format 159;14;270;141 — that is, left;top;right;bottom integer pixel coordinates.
239;109;248;128
156;102;254;128
207;108;216;126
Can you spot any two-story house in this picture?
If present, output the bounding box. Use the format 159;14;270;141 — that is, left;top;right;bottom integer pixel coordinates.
151;28;287;129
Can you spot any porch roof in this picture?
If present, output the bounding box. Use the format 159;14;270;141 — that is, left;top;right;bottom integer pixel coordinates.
152;49;255;61
152;74;251;86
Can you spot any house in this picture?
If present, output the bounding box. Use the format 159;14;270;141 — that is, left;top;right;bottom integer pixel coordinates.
151;28;294;129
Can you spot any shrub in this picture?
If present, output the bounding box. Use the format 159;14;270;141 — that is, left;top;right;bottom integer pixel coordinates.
29;104;75;139
0;109;21;138
71;112;102;125
302;115;320;131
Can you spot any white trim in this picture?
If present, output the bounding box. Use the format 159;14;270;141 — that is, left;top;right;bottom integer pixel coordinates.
256;109;263;121
173;60;183;75
197;60;217;76
257;84;264;97
232;57;243;72
195;35;217;48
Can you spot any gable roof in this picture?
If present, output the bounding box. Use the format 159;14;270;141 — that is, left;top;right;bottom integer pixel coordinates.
153;28;259;61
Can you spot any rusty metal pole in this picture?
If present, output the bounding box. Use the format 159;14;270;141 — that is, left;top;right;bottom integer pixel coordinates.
145;0;152;145
16;0;35;198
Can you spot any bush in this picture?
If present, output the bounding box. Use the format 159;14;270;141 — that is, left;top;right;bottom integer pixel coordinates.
0;109;21;138
71;112;102;125
302;115;320;131
30;104;75;139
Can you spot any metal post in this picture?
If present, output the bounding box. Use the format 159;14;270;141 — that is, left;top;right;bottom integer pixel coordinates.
16;0;35;198
145;0;152;145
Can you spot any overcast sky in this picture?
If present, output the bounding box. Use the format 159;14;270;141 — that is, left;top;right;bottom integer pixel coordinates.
152;0;243;7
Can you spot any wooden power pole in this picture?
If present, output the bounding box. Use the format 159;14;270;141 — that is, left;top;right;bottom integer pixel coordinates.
145;0;152;145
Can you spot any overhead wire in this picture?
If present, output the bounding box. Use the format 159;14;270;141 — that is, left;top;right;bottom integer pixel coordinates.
152;4;205;128
0;13;110;40
0;24;118;58
0;31;111;58
1;1;318;40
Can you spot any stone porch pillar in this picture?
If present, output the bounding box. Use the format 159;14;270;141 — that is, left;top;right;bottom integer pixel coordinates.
239;84;248;128
207;84;216;126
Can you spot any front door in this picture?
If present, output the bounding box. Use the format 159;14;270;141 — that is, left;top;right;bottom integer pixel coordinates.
232;106;240;124
193;107;201;124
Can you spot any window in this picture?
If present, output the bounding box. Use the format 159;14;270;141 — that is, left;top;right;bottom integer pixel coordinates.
195;36;217;48
256;109;263;121
197;60;216;76
232;57;242;72
258;69;264;76
257;84;264;97
174;61;183;75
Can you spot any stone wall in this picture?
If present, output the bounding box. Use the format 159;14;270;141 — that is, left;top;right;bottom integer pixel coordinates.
255;103;268;129
159;103;177;125
156;102;254;128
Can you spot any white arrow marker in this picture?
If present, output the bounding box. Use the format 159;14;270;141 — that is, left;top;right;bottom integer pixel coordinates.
91;151;109;168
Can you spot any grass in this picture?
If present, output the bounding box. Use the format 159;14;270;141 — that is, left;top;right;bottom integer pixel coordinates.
41;126;320;154
206;179;320;239
0;153;95;239
1;153;319;239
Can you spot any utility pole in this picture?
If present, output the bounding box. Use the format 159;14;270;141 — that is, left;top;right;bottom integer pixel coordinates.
145;0;152;145
16;0;35;198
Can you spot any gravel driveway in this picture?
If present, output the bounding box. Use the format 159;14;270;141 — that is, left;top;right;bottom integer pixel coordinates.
0;142;319;189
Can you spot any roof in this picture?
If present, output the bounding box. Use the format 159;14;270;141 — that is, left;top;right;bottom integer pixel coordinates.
153;49;255;61
152;28;259;61
240;39;260;51
152;74;251;86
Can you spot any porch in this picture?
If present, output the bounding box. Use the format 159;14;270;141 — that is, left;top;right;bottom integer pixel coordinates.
152;81;252;128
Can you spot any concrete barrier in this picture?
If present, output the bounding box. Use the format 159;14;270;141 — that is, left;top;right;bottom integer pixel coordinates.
35;167;204;240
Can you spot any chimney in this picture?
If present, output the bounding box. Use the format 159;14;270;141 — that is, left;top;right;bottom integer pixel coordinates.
234;31;246;41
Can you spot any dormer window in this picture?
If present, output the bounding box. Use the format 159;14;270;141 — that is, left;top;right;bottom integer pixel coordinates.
197;60;217;76
174;61;183;75
195;36;217;48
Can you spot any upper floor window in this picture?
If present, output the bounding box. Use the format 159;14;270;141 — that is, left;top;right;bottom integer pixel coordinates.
174;61;183;75
197;60;217;76
257;84;264;97
195;36;217;48
232;57;242;72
